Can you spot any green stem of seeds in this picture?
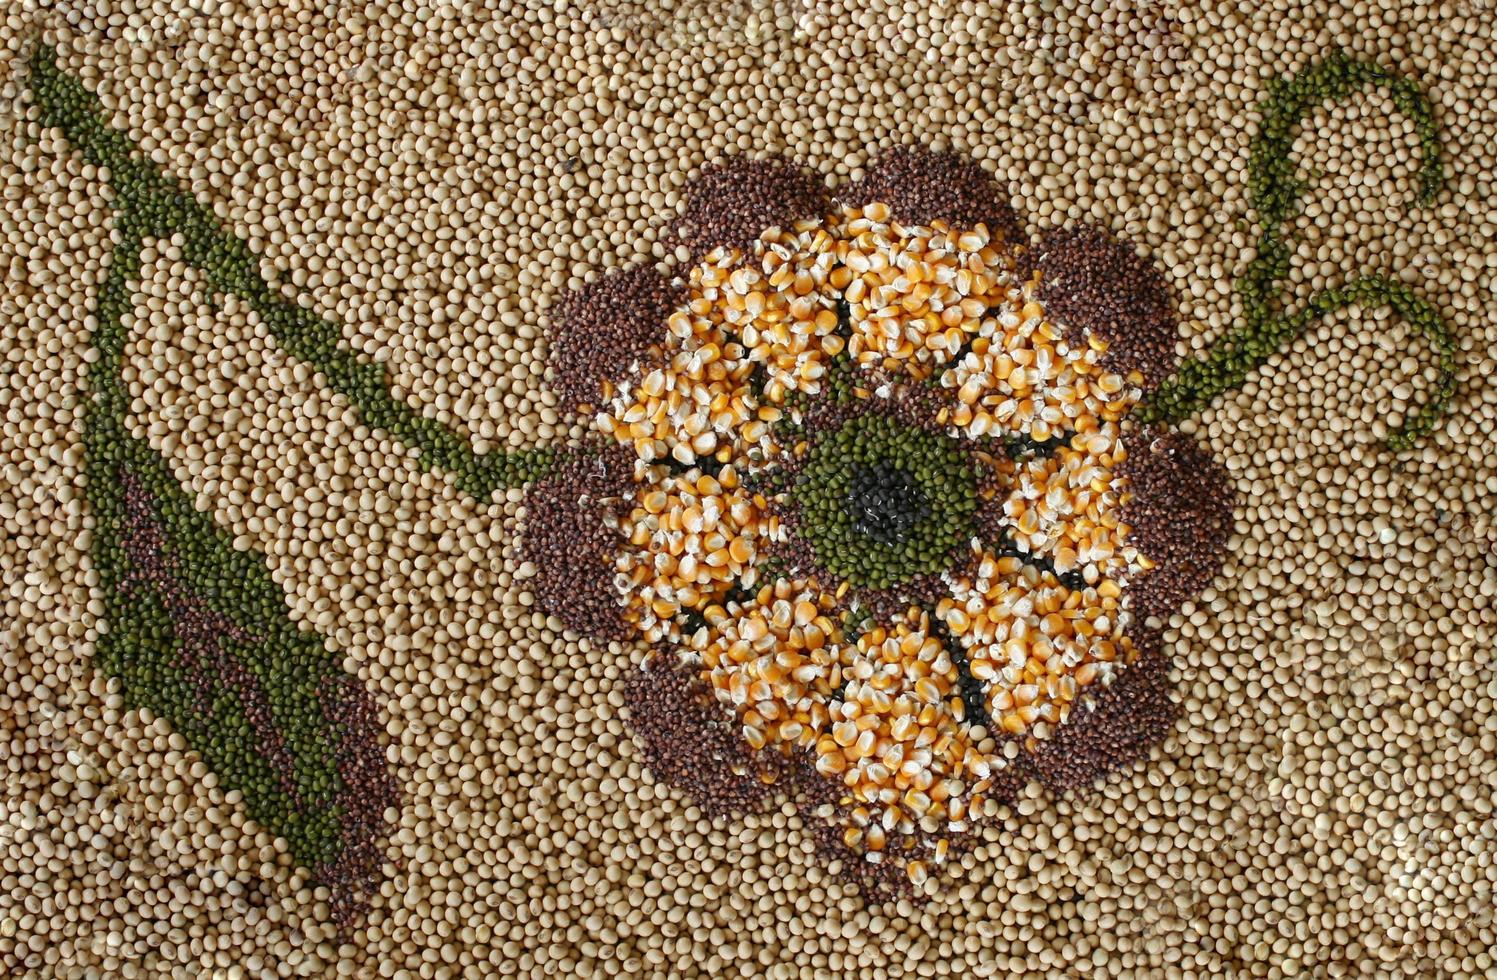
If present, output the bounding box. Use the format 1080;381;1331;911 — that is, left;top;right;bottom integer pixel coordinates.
29;51;362;875
28;39;556;889
1140;49;1457;451
29;45;553;498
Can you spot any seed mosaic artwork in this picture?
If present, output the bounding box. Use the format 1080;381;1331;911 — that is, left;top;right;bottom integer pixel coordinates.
4;2;1497;977
519;61;1454;894
532;128;1397;888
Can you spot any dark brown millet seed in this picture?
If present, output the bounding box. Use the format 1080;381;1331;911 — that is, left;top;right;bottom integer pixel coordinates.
1119;427;1235;624
315;672;401;930
1019;223;1180;391
895;379;960;429
984;742;1037;808
122;468;396;927
971;449;1015;549
802;817;914;901
777;757;916;901
1024;630;1179;793
838;145;1023;244
763;502;820;578
119;469;303;800
832;378;955;436
522;443;638;641
675;156;830;262
546;265;684;416
852;571;956;624
623;654;776;817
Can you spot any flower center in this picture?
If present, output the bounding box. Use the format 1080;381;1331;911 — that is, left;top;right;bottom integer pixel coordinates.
847;461;929;545
790;410;978;591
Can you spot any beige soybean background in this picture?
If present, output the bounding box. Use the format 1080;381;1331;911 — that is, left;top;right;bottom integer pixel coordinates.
1;0;1495;976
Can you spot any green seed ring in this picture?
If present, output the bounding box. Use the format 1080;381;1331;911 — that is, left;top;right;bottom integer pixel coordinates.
791;412;979;590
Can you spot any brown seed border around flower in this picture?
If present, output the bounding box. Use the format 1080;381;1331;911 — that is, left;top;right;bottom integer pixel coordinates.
528;143;1238;897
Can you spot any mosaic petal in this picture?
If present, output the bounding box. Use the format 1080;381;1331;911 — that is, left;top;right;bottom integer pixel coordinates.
1117;427;1235;624
938;561;1138;743
1022;630;1179;793
676;156;831;262
521;445;637;642
1019;222;1180;392
839;145;1023;245
616;466;775;645
547;265;686;416
623;654;781;816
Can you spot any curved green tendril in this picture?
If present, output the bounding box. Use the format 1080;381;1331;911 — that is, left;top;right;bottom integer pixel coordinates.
28;45;554;497
1141;49;1457;450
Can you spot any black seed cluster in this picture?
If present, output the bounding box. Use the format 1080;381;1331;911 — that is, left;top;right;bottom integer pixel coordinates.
838;144;1023;243
1002;430;1070;461
1024;632;1179;793
848;461;930;544
927;613;991;731
675;156;830;261
761;383;1002;620
1019;223;1179;391
623;656;777;817
1119;428;1235;624
522;443;637;641
547;265;684;415
983;529;1088;593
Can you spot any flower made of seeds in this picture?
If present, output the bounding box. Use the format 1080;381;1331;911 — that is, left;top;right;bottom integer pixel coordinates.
525;149;1234;896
